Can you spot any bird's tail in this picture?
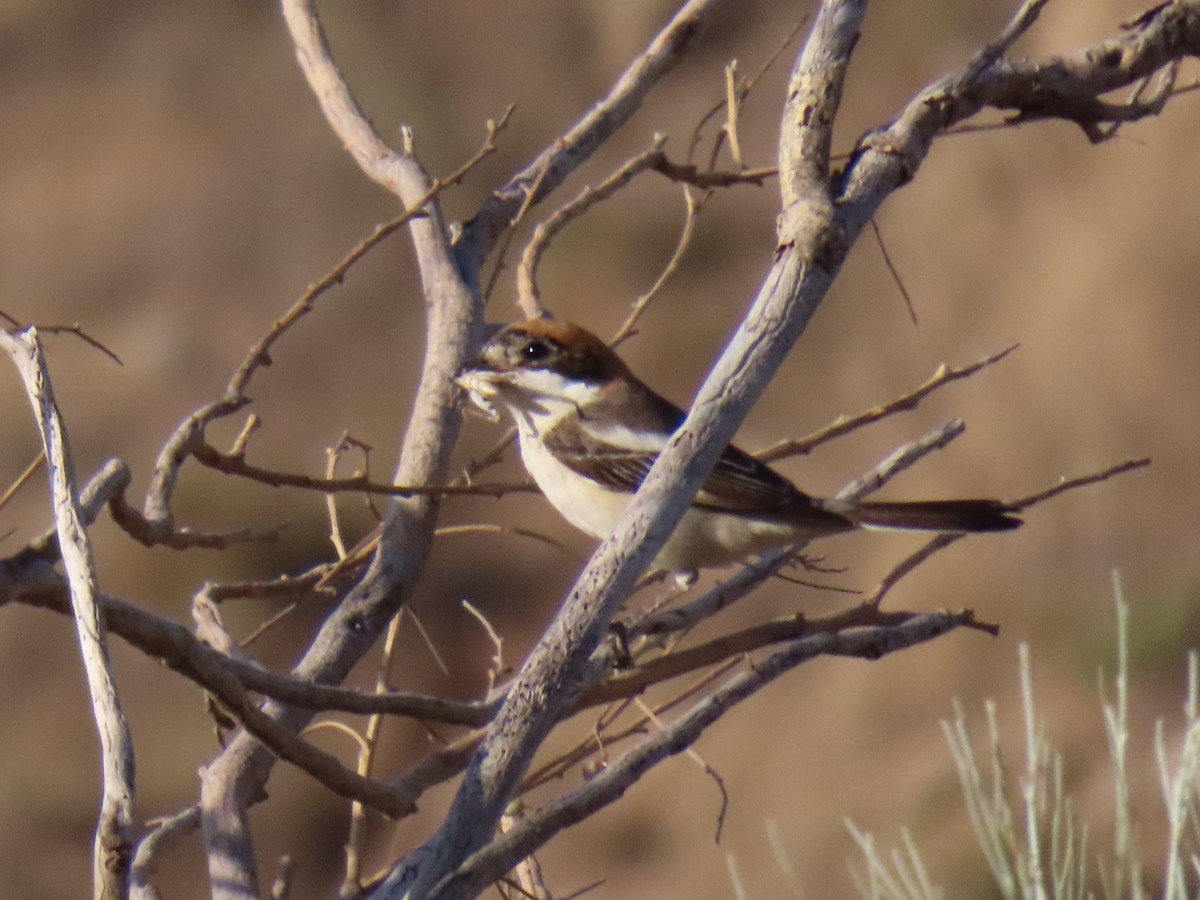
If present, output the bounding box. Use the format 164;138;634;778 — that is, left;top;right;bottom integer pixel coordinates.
842;499;1022;533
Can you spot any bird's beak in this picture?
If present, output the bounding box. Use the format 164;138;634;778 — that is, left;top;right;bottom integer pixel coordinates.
455;366;505;422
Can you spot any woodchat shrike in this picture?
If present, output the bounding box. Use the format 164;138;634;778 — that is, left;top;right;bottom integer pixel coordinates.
456;318;1020;582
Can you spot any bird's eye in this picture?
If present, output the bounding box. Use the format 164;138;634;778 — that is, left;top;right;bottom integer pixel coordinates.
520;339;551;363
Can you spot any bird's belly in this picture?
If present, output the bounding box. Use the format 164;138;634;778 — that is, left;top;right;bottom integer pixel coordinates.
656;508;797;574
518;432;629;539
518;431;797;574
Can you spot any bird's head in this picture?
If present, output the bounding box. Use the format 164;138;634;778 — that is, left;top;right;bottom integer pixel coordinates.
456;318;629;422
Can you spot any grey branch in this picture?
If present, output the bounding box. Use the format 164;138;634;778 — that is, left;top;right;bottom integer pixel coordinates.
372;2;867;895
425;612;972;900
0;329;136;900
194;1;487;892
10;0;1183;896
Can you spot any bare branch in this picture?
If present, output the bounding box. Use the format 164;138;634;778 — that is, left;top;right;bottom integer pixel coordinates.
834;418;966;501
0;450;45;513
756;345;1017;462
517;139;667;314
190;439;535;499
227;107;513;398
281;0;436;201
426;611;974;900
778;0;863;205
868;457;1152;608
142;397;249;527
130;806;201;900
108;489;281;550
611;186;709;348
0;328;136;898
651;158;777;187
869;218;918;325
1007;456;1151;510
375;6;871;894
458;0;733;273
840;0;1200;220
30;321;125;367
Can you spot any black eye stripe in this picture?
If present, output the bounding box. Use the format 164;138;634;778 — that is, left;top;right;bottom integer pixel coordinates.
511;334;556;365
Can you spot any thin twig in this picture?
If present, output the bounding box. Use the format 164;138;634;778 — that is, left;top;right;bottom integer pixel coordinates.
463;599;508;695
723;61;744;168
868;457;1151;608
685;17;807;166
611;185;709;348
1007;456;1150;510
342;611;405;897
0;451;46;513
227;107;513;398
633;696;730;841
869;218;918;325
487;156;554;312
835;418;965;502
37;322;125;366
191;440;535;498
436;524;581;562
325;433;373;560
517;139;667;314
756;345;1017;463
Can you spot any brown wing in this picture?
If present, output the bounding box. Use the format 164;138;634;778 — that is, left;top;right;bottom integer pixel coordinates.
540;395;841;523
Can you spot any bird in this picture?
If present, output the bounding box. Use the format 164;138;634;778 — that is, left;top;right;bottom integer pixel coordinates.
455;317;1020;583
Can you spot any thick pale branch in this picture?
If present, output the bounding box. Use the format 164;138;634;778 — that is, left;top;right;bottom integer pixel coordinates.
424;611;971;900
193;3;487;891
778;0;865;204
630;418;967;643
3;574;495;729
374;4;869;895
280;0;425;199
840;0;1200;222
0;328;136;899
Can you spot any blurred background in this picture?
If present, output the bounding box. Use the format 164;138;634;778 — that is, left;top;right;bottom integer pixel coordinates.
1;0;1198;897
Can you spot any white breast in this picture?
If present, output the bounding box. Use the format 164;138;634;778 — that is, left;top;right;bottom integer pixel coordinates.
517;427;630;540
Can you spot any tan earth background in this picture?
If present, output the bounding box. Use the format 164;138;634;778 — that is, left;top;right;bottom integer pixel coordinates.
2;1;1199;897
